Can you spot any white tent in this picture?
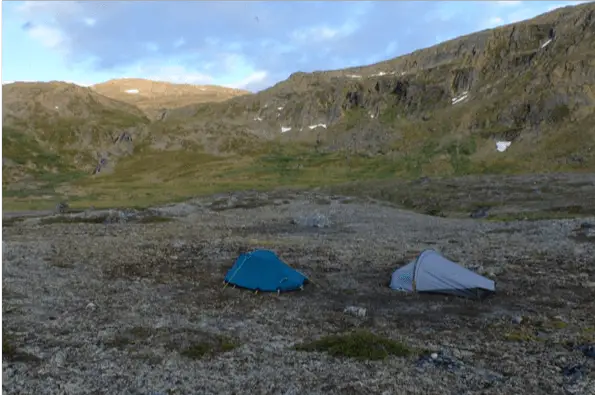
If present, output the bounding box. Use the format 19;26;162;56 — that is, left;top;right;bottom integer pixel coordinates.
390;249;496;299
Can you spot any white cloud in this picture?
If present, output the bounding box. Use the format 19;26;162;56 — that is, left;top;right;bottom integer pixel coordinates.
226;70;268;89
291;21;358;43
144;42;159;52
173;37;186;48
485;16;505;28
292;26;340;41
83;17;96;27
16;1;78;54
506;8;539;24
64;80;92;87
17;1;82;16
204;37;220;46
123;62;267;90
146;66;215;85
28;24;67;50
9;0;591;93
495;1;522;6
221;53;246;73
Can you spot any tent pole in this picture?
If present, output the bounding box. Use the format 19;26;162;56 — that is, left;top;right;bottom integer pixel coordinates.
412;255;420;293
294;268;313;285
226;254;252;289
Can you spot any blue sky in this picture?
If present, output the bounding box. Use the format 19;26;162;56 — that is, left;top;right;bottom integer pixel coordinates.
1;0;591;91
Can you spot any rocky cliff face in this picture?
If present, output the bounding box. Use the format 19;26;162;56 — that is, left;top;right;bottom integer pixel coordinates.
159;2;594;170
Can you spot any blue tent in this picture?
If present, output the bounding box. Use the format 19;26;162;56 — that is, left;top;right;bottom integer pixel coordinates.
224;249;308;292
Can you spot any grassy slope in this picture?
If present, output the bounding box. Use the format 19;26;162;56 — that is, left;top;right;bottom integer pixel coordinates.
2;82;151;209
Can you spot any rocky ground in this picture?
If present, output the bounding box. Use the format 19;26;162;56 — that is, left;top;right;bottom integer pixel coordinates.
3;178;595;395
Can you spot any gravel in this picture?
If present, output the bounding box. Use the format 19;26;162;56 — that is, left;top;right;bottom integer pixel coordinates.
3;190;595;395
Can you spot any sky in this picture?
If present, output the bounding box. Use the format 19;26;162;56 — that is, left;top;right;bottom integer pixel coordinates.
1;0;591;92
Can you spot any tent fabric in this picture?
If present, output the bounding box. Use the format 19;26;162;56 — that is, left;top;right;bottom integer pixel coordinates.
390;249;495;299
224;249;308;292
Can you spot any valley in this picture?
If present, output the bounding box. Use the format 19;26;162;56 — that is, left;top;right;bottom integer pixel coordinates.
3;3;595;212
2;4;595;394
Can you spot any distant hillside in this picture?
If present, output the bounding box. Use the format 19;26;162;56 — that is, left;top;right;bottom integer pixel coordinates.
3;3;595;210
92;78;251;119
2;81;150;188
160;2;595;174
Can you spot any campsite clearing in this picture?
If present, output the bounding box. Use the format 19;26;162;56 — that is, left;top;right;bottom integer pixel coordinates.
3;178;595;394
2;176;595;395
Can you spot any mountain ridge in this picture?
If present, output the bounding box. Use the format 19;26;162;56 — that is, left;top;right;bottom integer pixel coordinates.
155;1;594;168
91;78;251;119
3;2;595;210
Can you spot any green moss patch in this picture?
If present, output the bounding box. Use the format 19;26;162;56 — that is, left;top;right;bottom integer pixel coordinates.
295;330;412;360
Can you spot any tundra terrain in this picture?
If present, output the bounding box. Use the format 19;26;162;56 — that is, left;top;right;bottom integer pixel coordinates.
3;174;595;395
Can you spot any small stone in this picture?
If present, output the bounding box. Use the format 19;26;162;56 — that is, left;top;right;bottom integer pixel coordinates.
512;316;523;324
431;353;438;360
55;202;69;214
470;207;489;219
171;240;186;249
86;302;96;310
581;345;595;359
51;351;67;367
343;306;367;318
562;364;584;378
473;265;486;274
